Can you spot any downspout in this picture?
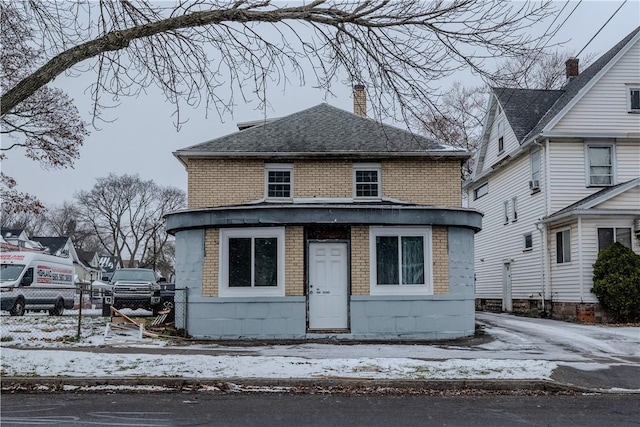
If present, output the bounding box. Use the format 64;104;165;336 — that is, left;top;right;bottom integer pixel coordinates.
578;215;584;302
535;221;546;315
543;137;552;314
534;138;550;316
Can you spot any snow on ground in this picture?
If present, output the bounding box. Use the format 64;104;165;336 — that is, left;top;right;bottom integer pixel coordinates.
0;311;638;383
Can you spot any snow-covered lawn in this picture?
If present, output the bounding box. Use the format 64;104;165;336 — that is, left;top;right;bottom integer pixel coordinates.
0;312;638;387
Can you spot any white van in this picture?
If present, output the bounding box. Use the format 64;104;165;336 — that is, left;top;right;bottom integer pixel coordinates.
0;252;75;316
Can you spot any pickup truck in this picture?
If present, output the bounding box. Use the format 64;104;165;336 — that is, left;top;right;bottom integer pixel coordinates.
93;268;161;316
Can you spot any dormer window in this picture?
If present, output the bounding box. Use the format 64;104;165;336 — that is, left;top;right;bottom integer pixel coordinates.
265;164;292;200
627;85;640;113
354;163;381;199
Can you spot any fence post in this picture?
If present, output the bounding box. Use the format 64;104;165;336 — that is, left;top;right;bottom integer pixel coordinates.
184;287;189;338
76;286;83;341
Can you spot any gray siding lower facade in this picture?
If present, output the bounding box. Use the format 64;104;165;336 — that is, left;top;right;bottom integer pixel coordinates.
173;225;477;341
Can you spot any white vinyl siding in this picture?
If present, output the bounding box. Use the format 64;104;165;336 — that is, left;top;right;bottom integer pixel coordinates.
470;152;547;301
548;141;640;213
553;38;640;133
548;222;580;302
596;186;640;209
481;110;519;174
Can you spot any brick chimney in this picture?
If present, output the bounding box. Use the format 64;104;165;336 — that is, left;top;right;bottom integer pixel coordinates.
353;84;366;117
565;57;579;81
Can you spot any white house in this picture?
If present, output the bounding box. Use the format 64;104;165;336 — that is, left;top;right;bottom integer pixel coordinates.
465;27;640;322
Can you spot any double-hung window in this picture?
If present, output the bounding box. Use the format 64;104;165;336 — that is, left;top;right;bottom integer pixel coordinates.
354;164;381;199
369;227;432;295
219;227;285;297
523;233;533;251
530;150;541;192
265;164;292;200
556;229;571;264
586;144;614;186
597;227;632;252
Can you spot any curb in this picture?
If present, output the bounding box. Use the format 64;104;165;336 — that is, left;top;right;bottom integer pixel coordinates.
0;377;598;394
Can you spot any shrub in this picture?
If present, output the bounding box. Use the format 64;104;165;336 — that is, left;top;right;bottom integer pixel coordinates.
591;242;640;323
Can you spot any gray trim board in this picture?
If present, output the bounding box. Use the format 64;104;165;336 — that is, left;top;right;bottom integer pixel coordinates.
166;205;483;234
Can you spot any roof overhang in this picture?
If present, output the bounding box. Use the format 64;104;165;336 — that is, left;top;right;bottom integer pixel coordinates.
165;204;483;234
539;209;640;226
173;150;470;167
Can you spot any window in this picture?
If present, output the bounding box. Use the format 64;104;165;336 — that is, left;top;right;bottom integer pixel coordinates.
497;120;504;154
598;227;632;252
511;197;518;222
586;144;614;186
265;164;292;199
503;200;509;225
556;229;571;264
219;228;285;297
523;233;533;251
530;150;541;192
369;227;432;295
354;164;381;199
627;85;640;112
474;183;488;200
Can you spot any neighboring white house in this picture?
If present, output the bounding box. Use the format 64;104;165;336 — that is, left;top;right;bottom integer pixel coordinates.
465;27;640;322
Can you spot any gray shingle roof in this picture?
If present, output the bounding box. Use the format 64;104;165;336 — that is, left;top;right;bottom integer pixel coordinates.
176;103;465;158
493;88;564;143
30;237;69;255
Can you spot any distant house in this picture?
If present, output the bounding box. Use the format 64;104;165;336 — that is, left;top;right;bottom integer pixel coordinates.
465;27;640;322
98;255;121;281
166;87;482;340
0;228;43;252
76;250;103;284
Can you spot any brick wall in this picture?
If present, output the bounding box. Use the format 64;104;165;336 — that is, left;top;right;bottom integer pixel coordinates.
432;226;449;294
295;160;352;198
382;159;461;206
187;158;263;209
187;158;462;208
285;227;304;296
351;226;370;295
203;228;219;297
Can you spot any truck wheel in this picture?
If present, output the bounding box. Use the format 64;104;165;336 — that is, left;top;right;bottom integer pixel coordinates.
10;298;25;316
49;299;65;316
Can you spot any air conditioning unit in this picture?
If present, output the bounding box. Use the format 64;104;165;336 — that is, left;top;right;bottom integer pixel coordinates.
529;180;540;191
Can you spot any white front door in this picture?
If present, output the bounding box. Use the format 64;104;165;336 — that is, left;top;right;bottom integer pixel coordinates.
502;262;512;312
308;242;349;330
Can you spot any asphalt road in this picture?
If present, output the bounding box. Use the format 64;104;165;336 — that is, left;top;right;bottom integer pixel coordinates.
1;392;639;427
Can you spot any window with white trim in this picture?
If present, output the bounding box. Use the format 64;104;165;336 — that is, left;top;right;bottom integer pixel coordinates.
597;227;632;252
473;183;488;200
369;227;432;295
265;164;292;199
627;84;640;113
354;163;381;199
511;197;518;222
530;150;541;192
523;233;533;251
556;229;571;264
219;227;285;297
586;144;614;186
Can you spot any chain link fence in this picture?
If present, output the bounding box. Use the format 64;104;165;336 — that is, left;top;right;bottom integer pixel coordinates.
1;285;190;345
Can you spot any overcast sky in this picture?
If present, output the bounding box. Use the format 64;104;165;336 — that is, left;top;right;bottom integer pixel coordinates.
3;1;640;207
